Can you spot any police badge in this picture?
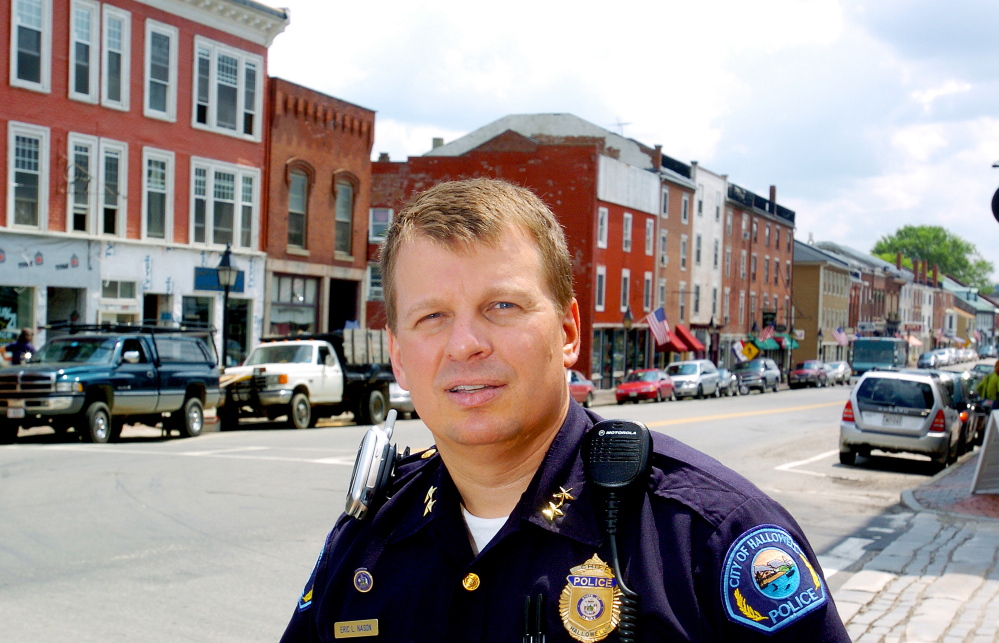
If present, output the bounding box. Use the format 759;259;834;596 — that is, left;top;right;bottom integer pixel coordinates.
559;554;621;643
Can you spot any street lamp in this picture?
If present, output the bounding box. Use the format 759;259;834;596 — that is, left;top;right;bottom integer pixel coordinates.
622;307;633;382
216;244;238;370
816;328;824;361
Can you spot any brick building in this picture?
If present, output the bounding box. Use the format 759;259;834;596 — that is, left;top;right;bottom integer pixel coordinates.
264;77;374;335
0;0;287;359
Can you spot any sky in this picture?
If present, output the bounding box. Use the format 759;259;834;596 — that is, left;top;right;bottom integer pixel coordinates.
267;0;999;280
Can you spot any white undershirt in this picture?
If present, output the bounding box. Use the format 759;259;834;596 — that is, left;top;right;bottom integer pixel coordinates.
461;507;509;555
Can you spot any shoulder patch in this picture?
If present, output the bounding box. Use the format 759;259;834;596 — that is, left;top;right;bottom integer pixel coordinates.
297;547;324;612
720;524;827;634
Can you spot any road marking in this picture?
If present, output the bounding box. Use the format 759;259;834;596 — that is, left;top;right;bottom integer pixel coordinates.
775;449;840;477
645;401;844;428
179;446;269;456
818;537;874;578
36;444;354;465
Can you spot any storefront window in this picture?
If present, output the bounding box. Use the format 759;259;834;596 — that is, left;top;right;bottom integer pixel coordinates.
182;296;213;328
270;274;318;335
0;287;34;344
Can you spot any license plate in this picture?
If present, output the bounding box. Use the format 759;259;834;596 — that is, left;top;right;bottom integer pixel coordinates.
629;392;637;397
6;408;25;419
882;413;902;426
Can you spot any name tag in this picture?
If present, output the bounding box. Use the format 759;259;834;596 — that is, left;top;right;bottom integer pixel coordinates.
333;619;379;639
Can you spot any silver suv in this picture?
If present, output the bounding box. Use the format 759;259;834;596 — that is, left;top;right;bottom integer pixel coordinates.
839;370;962;467
665;359;720;399
731;358;781;394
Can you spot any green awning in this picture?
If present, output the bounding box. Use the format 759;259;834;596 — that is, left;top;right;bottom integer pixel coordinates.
776;333;799;349
753;338;781;351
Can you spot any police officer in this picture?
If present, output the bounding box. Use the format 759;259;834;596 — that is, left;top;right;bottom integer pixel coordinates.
280;178;850;642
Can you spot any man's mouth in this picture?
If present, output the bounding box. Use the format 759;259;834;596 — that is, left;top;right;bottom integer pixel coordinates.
448;384;493;393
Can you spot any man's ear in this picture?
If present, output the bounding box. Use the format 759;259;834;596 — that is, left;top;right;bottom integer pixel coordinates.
387;328;409;391
562;298;581;368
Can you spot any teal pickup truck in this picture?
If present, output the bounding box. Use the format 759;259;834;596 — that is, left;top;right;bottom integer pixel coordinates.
0;325;221;444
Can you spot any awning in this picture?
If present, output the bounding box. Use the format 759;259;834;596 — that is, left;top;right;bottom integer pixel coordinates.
775;333;799;349
659;332;690;353
906;335;923;347
674;324;705;351
753;337;781;351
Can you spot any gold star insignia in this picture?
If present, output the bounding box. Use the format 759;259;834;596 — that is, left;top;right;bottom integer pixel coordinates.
553;486;575;502
542;501;565;521
424;486;437;516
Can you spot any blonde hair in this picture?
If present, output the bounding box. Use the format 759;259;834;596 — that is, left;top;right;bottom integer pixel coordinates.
379;178;573;331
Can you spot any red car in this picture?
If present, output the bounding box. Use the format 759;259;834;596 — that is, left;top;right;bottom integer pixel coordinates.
616;369;675;404
567;369;595;408
788;360;828;389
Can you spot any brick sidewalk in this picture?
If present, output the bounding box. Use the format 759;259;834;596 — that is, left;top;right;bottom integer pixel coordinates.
908;452;999;521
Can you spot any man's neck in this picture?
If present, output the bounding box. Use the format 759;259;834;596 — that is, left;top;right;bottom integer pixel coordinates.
439;408;568;519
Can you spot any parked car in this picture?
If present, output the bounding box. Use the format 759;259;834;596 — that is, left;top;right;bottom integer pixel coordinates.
978;345;997;358
665;359;720;399
731;358;781;394
389;381;417;418
826;361;851;385
0;325;220;444
615;369;674;404
567;369;595;408
788;360;828;389
970;362;994;384
717;367;739;396
934;370;985;455
839;370;964;467
916;351;938;369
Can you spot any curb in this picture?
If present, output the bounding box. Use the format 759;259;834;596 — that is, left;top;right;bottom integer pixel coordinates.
899;452;999;523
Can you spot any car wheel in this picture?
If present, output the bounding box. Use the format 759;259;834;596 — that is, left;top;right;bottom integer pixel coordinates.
617;400;625;405
669;389;676;401
583;393;592;408
839;448;857;466
759;383;766;394
361;389;388;425
175;397;204;438
219;399;240;432
0;421;18;445
739;384;749;396
289;392;312;430
80;401;112;444
713;385;721;398
696;385;704;399
655;390;663;403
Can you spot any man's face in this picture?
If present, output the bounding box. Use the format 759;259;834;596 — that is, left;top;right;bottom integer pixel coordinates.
387;226;580;450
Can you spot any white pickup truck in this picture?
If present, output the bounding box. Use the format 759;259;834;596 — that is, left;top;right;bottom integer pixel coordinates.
219;332;393;430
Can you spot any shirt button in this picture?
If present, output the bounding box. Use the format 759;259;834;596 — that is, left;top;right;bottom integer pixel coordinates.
462;573;480;591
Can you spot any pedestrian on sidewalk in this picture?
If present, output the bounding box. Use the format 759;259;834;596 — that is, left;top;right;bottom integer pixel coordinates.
1;329;36;366
974;358;999;411
280;178;850;643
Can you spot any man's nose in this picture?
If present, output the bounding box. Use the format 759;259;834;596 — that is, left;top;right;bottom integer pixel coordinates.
445;314;490;361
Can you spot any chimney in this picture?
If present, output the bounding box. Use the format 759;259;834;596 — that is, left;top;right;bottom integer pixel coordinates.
432;137;444;149
653;145;662;171
933;264;939;287
377;152;390;162
769;185;777;214
896;252;902;270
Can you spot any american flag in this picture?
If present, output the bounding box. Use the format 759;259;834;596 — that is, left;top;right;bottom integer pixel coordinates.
644;307;671;346
758;324;775;341
832;326;849;346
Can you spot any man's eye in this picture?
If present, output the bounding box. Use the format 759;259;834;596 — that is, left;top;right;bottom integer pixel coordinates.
493;302;517;310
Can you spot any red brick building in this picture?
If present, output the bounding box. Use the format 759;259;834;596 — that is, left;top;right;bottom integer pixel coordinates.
264;77;374;335
370;113;699;389
0;0;287;359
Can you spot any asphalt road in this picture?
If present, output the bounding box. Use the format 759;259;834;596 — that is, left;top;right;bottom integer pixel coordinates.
0;382;952;642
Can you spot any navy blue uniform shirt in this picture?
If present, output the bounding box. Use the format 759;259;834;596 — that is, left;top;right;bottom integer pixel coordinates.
280;402;850;642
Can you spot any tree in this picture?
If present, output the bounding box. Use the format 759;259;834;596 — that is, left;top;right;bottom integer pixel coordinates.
872;225;994;292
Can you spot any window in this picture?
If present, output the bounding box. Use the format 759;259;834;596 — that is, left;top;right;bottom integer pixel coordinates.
764;257;770;284
774;260;779;285
644;218;654;256
99;139;127;236
69;1;98;102
787;234;792;253
190;158;258;248
661;186;669;217
620;269;630;313
10;0;51;92
712;287;718;316
101;280;136;299
739;291;745;325
595;265;606;312
622;212;632;252
681;195;689;223
102;5;130;110
144;21;178;120
752;220;758;242
695;234;702;265
658;278;666;308
658;229;668;267
774;227;780;250
287;170;307;248
750;292;756;319
367;264;383;300
751;254;757;281
597;207;608;248
694;285;700;314
713;239;719;269
765;223;771;247
643;272;652;311
680;235;688;270
335;180;354;255
715;190;721;221
370;208;393;242
143;148;173;240
7;122;49;228
742;214;749;240
740;251;747;279
724;288;731;323
192;37;264;140
67;134;96;233
786;261;791;285
679;283;686;321
726;210;732;236
697;184;703;216
725;247;731;277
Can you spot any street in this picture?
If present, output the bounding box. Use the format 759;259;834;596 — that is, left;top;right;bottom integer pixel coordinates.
0;384;968;641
